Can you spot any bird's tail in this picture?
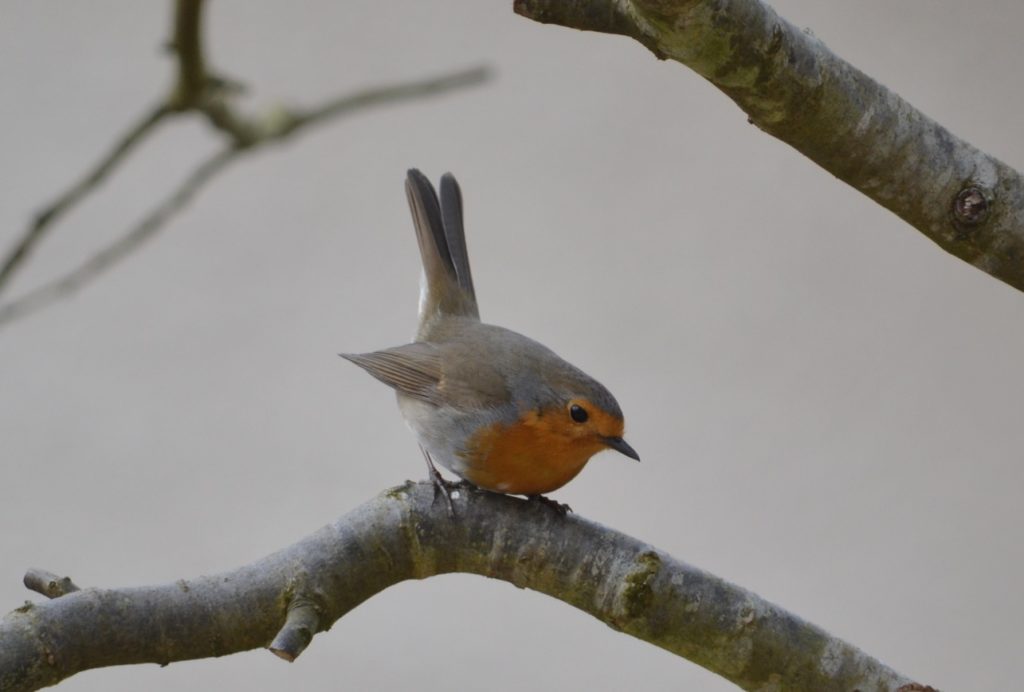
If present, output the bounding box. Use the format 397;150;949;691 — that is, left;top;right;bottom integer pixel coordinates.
405;169;479;334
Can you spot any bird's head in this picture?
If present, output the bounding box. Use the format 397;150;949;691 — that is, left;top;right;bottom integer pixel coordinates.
537;371;639;463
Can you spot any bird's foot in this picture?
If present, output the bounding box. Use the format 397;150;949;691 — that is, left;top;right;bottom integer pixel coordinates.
428;472;459;518
527;494;572;516
419;446;457;517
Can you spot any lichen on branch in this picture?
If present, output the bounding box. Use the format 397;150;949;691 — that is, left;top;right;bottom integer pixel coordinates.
514;0;1024;293
0;482;918;691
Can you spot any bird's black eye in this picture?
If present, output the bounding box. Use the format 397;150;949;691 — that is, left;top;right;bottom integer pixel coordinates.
570;404;589;423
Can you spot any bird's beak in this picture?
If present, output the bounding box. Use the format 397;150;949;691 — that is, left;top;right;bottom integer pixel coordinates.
602;436;640;461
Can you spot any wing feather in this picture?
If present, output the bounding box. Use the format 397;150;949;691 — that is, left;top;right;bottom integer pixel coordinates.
341;343;442;403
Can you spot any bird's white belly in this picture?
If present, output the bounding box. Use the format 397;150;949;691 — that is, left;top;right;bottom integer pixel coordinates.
396;394;470;477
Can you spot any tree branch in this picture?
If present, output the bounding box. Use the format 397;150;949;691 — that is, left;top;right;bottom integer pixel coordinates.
169;0;207;108
0;64;489;330
513;0;1024;293
0;482;929;692
0;103;171;296
0;147;236;328
167;0;260;145
0;0;490;329
278;66;491;136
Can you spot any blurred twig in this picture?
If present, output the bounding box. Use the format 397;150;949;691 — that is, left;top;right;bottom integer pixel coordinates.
0;148;233;326
170;0;207;106
0;0;490;328
0;104;171;294
0;68;489;328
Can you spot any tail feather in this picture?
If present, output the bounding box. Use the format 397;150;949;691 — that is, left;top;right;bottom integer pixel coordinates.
405;169;478;329
440;173;475;300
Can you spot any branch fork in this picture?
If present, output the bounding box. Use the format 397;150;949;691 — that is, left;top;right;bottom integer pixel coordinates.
0;0;489;327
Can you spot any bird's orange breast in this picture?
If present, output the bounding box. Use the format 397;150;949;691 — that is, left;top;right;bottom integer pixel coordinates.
458;410;608;495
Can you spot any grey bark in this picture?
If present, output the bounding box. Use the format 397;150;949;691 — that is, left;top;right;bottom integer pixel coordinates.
0;482;924;691
513;0;1024;293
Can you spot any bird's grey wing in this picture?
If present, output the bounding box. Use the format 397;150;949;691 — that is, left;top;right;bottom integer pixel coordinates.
341;342;442;403
433;339;511;410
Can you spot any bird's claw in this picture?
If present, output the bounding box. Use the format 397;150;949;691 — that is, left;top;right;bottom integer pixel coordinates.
420;446;457;518
428;472;457;518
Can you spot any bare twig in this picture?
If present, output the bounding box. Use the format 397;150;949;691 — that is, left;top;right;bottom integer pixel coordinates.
281;67;490;135
0;482;928;692
169;0;207;107
0;103;171;295
0;0;490;330
0;147;236;327
196;64;492;147
514;0;1024;293
0;65;489;329
22;570;80;599
167;0;258;143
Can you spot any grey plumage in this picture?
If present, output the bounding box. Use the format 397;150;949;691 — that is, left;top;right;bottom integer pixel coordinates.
439;173;475;302
342;169;636;494
405;169;478;331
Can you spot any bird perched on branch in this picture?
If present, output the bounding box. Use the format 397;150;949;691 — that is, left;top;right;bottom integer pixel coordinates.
343;169;638;513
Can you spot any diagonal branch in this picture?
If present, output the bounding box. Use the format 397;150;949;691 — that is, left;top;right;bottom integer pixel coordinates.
0;103;171;295
0;482;930;692
0;0;491;330
0;65;489;329
279;66;490;135
0;0;204;300
0;147;236;328
513;0;1024;293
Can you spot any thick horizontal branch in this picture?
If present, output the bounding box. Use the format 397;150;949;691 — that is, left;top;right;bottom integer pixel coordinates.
514;0;1024;292
0;481;923;691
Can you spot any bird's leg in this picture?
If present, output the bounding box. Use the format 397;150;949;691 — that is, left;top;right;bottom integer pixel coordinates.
527;494;572;516
420;446;456;517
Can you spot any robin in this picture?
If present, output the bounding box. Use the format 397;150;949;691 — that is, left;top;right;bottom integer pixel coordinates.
342;169;638;512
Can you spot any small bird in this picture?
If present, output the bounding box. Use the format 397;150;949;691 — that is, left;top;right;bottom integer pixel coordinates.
343;170;638;511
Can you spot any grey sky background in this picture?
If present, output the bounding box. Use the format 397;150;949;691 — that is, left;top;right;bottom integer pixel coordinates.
2;2;1023;690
